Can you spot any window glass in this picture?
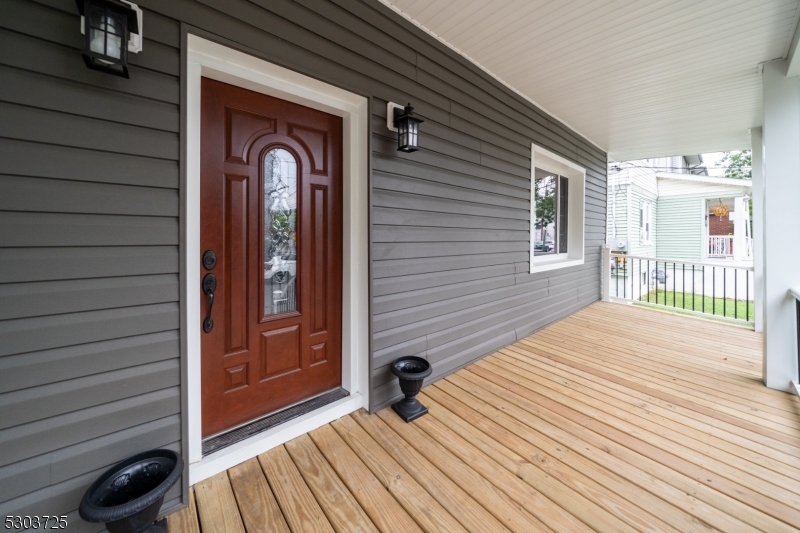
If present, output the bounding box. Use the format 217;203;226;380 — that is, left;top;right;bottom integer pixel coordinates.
534;168;557;256
558;176;569;254
263;148;298;316
640;201;651;243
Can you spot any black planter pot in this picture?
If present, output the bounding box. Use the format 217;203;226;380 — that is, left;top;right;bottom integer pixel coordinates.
79;449;184;533
391;356;432;422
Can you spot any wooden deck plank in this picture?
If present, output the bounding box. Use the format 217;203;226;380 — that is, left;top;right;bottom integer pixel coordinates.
508;335;795;419
566;313;762;365
452;370;800;532
331;415;471;533
429;380;771;533
579;305;762;347
519;334;785;424
284;434;379;533
194;471;246;533
172;302;800;533
374;408;560;533
422;384;764;533
424;384;735;533
353;409;541;533
308;424;424;533
516;338;800;447
526;329;798;418
165;487;200;533
406;403;594;533
528;325;784;406
258;445;335;533
494;349;800;475
476;357;800;505
563;317;762;375
228;458;291;533
418;389;744;533
501;345;800;459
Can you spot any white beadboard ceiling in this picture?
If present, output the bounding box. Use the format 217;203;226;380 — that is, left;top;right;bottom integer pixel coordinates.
380;0;800;161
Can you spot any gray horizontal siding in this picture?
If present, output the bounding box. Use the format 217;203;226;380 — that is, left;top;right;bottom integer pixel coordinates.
0;0;607;523
0;0;183;524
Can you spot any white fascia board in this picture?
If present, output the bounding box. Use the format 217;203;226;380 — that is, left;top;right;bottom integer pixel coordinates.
655;172;752;189
785;4;800;77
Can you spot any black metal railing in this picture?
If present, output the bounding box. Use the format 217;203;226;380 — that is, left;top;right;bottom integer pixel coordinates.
609;253;754;324
791;287;800;395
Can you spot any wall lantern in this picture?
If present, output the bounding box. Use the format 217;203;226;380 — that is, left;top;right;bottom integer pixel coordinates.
75;0;142;78
387;102;424;152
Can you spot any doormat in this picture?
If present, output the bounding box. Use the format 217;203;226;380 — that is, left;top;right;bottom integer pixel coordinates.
202;387;350;455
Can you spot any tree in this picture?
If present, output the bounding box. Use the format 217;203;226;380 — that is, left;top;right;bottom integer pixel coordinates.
719;150;752;180
534;177;556;243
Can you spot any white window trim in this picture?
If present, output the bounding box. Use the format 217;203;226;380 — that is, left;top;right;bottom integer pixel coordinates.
185;35;370;485
640;200;652;245
529;144;586;273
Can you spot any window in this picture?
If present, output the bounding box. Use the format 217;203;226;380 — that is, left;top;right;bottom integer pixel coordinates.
533;169;569;256
530;144;586;273
263;148;298;316
639;201;652;244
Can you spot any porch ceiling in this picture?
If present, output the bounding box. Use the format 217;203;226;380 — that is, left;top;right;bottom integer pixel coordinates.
380;0;800;161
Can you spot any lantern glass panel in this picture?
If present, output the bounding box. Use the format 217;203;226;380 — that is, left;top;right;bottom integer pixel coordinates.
409;120;418;147
88;6;124;61
397;119;408;151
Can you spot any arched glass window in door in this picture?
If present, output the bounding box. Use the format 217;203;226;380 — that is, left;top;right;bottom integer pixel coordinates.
263;148;298;316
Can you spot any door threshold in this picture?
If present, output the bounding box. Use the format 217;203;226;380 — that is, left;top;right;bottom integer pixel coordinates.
202;388;349;456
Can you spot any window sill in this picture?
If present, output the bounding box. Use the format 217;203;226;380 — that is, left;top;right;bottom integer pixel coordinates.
529;257;584;274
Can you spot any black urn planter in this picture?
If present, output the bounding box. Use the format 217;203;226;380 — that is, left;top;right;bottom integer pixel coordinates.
391;356;432;422
79;449;184;533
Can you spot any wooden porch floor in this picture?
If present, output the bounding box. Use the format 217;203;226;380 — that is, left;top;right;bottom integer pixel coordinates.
167;302;800;533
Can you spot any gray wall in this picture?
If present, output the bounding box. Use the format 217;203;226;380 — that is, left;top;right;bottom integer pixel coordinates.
0;0;183;528
0;0;606;522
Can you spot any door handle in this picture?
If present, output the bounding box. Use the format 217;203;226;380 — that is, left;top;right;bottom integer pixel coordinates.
203;273;216;333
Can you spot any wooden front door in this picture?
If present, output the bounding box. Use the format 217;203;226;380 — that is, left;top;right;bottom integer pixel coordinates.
200;77;343;438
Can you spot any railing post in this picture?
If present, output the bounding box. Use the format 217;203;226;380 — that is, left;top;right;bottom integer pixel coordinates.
602;244;612;302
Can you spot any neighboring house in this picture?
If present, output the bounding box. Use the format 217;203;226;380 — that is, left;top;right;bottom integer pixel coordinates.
607;158;752;298
657;173;753;263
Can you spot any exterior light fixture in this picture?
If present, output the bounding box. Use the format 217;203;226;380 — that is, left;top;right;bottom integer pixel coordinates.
75;0;142;78
387;102;423;152
711;198;729;217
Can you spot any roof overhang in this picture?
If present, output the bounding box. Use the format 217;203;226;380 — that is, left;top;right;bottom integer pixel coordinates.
656;172;753;189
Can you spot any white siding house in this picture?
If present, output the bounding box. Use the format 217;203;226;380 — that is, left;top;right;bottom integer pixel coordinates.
607;159;753;300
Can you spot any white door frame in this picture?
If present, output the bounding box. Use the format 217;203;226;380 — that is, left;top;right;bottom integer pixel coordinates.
185;35;370;484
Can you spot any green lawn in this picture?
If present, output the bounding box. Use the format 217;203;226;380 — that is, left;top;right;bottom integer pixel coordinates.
639;290;754;322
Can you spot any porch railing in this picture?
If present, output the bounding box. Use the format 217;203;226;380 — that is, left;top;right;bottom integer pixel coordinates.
708;235;733;257
790;287;800;398
706;235;754;259
602;246;754;325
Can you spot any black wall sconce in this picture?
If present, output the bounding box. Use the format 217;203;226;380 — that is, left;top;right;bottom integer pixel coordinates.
387;102;424;152
75;0;142;78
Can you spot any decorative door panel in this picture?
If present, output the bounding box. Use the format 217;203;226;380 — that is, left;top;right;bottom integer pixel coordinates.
200;77;343;438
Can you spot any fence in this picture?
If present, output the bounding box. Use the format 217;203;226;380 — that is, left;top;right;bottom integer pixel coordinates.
602;246;754;325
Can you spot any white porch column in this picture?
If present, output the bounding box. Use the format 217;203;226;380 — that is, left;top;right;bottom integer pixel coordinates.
732;197;745;262
750;127;764;333
762;60;800;391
